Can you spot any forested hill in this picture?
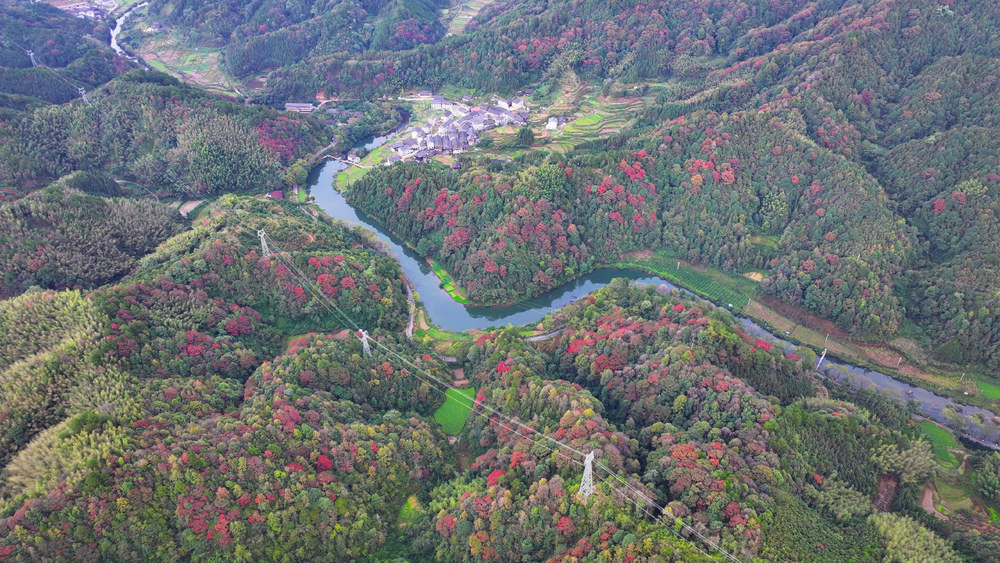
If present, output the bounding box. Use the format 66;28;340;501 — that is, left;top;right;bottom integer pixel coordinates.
1;201;990;559
0;3;130;107
0;178;184;299
0;71;408;198
337;0;1000;366
258;0;1000;101
1;0;1000;560
142;0;450;78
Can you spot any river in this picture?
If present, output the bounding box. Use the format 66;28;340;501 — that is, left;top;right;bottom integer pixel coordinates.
110;2;147;61
307;136;1000;447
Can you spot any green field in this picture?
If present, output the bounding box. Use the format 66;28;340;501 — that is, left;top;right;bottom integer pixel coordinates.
569;113;605;127
336;145;395;189
919;422;960;466
977;379;1000;400
434;387;476;435
147;59;170;73
429;260;470;303
615;250;758;311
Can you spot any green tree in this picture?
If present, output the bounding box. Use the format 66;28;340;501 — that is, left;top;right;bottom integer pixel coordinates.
516;126;535;147
976;453;1000;501
868;513;962;562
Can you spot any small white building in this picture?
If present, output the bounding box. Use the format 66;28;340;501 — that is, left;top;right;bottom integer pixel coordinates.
546;116;559;131
284;103;315;113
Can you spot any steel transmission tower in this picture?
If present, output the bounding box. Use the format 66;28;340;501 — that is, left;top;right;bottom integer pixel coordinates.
258;230;271;258
580;450;595;501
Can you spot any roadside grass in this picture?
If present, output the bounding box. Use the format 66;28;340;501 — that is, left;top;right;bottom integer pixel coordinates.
615;250;757;311
742;299;865;359
414;323;474;345
434;387;476;434
919;422;960;467
438;85;477;100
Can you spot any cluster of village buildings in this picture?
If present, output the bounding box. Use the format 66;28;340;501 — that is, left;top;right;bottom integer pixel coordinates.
383;92;529;164
285;90;570;167
48;0;119;20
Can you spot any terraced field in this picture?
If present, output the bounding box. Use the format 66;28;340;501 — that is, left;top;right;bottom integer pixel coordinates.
428;259;469;303
136;31;240;96
544;98;641;153
445;0;495;36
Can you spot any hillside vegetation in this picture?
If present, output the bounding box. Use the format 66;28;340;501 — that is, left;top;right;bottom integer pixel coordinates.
1;0;999;561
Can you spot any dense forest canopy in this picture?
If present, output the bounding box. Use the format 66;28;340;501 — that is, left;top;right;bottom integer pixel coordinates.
330;0;1000;364
137;0;450;78
0;0;999;561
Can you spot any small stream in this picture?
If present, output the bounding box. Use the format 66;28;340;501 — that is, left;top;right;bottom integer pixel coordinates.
307;133;1000;448
110;3;147;61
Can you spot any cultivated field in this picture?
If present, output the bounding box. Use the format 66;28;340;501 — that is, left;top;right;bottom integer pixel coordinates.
616;250;758;312
136;31;240;97
445;0;496;36
543;96;641;153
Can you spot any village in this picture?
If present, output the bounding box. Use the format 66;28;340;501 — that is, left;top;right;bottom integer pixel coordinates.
384;92;531;164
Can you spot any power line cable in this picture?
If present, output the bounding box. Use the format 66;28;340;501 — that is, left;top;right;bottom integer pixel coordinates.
141;167;744;562
106;188;745;562
259;230;745;562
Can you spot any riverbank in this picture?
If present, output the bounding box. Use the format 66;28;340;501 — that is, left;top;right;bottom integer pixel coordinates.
304;144;1000;446
613;249;758;312
427;259;469;303
610;249;1000;418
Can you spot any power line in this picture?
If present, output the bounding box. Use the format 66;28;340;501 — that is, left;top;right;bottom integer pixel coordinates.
260;241;725;558
0;33;95;103
164;184;743;562
259;230;745;562
264;233;590;455
262;244;590;475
